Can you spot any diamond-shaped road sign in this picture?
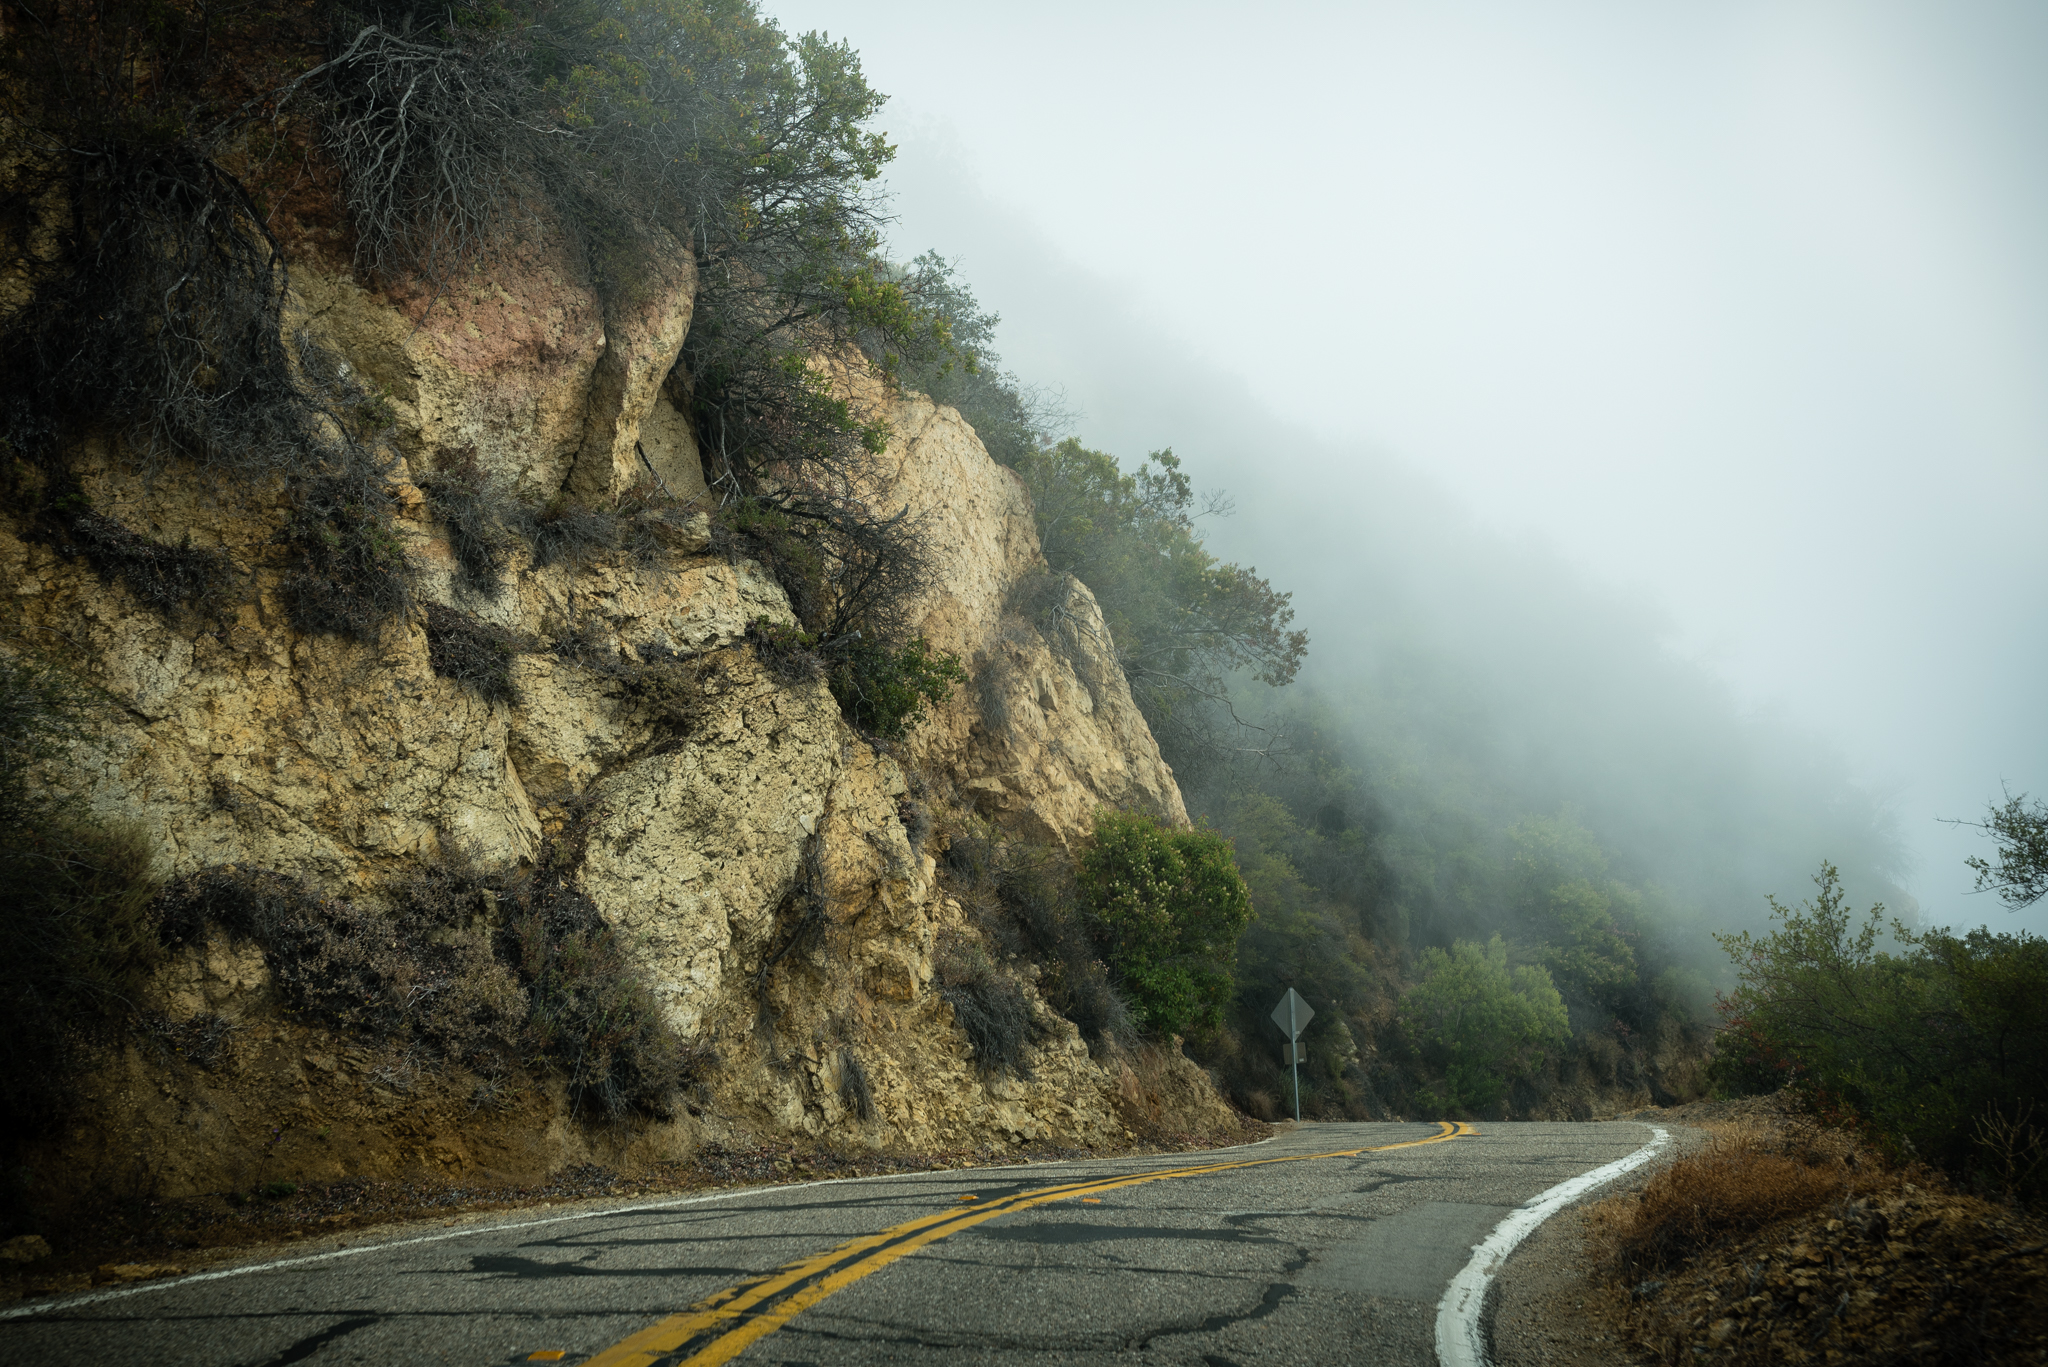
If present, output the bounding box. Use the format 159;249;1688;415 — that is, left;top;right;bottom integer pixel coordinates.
1270;988;1314;1040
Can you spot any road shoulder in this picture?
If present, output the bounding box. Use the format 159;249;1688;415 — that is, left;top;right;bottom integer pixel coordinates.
1488;1203;1637;1367
1487;1118;1713;1366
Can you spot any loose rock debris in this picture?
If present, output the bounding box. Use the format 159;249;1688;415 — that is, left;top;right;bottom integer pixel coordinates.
1576;1099;2048;1366
1616;1188;2047;1365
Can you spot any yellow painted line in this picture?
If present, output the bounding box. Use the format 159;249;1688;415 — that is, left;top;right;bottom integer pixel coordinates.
581;1121;1475;1367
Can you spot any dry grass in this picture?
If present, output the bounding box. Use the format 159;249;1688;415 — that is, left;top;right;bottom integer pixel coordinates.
1579;1104;2048;1365
1595;1121;1867;1273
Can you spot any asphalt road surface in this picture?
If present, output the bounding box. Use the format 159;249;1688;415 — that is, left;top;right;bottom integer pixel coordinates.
1;1120;1667;1367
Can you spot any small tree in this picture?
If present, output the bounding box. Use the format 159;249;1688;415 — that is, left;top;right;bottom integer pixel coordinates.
1958;789;2048;911
1710;861;2048;1193
1078;812;1253;1038
1011;441;1308;778
1401;936;1568;1116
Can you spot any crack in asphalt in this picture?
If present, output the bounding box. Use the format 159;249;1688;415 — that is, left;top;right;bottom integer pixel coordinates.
915;1250;1294;1283
252;1315;379;1367
460;1252;757;1281
1131;1248;1313;1349
969;1222;1287;1247
776;1259;1312;1358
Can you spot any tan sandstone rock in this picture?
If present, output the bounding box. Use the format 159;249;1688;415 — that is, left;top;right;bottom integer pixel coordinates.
0;245;1244;1199
856;386;1189;844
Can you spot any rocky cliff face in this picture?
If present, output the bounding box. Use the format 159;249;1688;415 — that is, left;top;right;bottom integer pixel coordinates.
2;241;1242;1198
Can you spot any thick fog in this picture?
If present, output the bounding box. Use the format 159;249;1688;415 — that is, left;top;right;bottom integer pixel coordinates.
762;0;2048;938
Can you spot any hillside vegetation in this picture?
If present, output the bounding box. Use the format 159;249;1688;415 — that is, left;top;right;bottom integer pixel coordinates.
0;0;1970;1200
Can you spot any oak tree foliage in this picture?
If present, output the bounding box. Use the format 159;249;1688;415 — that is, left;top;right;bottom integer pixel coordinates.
1077;812;1254;1039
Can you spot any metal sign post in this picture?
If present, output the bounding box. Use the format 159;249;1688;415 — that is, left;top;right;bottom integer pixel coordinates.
1269;988;1315;1122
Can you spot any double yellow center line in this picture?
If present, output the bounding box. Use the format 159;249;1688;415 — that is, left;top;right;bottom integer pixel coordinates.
580;1121;1476;1367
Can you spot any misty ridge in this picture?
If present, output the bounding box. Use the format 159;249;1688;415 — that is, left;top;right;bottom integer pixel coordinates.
2;0;2040;1210
889;223;2042;1134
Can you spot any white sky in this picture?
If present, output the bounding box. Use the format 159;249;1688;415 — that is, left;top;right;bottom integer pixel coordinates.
763;0;2048;934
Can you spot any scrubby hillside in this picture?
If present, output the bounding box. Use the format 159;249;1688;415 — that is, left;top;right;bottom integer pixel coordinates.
0;0;1254;1246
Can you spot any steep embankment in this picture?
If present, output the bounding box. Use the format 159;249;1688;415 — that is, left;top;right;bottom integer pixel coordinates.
1;232;1239;1206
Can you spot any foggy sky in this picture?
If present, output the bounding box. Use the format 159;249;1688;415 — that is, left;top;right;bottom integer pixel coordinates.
761;0;2048;936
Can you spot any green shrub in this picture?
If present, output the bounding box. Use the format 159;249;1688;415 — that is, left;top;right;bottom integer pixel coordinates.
1077;812;1253;1038
1712;862;2048;1198
1961;789;2048;911
3;0;943;665
745;616;824;685
1010;441;1306;778
940;823;1135;1053
890;252;1065;469
1400;936;1568;1116
826;635;965;740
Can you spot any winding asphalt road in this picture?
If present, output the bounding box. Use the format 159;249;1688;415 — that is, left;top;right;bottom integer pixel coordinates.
0;1120;1668;1367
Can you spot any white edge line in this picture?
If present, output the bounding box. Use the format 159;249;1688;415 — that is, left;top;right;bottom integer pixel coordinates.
1;1128;1284;1322
1434;1124;1672;1367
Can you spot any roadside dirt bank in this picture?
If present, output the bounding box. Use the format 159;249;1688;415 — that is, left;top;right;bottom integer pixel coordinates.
1493;1096;2048;1366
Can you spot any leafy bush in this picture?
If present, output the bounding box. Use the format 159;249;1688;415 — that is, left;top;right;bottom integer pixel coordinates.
940;823;1135;1053
1077;812;1254;1038
1508;814;1644;1015
1960;789;2048;911
1711;862;2048;1198
744;616;824;685
3;0;953;664
890;252;1070;469
310;0;952;660
1400;936;1569;1116
826;635;966;740
1010;441;1306;777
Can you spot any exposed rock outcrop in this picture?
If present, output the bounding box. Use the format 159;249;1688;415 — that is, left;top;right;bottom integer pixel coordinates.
1;240;1246;1201
853;384;1188;844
